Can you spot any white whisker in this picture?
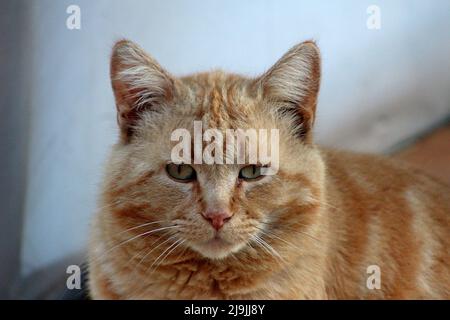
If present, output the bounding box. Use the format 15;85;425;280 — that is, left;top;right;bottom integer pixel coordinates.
135;235;178;270
148;239;185;274
91;225;178;263
117;220;167;236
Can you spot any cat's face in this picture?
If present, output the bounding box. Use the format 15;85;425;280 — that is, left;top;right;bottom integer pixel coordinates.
101;40;324;263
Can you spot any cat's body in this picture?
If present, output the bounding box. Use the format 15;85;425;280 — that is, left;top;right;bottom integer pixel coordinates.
88;40;450;299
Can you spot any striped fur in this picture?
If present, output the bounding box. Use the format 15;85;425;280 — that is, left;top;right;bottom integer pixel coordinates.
88;40;450;299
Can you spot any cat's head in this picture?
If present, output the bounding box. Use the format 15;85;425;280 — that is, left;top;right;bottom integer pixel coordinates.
101;40;324;263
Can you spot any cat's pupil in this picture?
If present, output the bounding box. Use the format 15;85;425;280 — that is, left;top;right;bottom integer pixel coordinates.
166;163;196;182
239;165;262;180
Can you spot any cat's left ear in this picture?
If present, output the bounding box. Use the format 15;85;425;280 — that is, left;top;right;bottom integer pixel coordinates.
257;41;321;141
110;39;175;142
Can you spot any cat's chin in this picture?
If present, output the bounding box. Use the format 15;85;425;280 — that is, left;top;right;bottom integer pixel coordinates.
191;237;243;260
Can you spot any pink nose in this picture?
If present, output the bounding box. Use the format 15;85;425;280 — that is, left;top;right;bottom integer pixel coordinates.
201;210;232;231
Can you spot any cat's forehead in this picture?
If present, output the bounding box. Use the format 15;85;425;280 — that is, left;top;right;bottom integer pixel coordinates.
138;71;279;145
177;71;261;128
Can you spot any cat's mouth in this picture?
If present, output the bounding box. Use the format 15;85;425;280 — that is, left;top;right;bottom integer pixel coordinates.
208;234;229;245
204;234;231;249
192;234;239;259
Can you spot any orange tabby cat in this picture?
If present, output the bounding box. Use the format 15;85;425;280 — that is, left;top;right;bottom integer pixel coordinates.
88;39;450;299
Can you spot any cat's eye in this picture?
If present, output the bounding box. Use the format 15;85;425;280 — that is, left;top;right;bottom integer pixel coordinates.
239;165;263;180
166;163;196;182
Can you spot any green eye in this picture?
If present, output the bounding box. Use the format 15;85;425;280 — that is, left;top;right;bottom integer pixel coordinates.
239;165;262;180
166;163;196;182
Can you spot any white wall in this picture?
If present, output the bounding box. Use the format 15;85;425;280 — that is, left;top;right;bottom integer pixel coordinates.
19;0;450;277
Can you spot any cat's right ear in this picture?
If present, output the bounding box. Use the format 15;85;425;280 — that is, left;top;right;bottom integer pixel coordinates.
256;41;321;142
110;40;175;142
